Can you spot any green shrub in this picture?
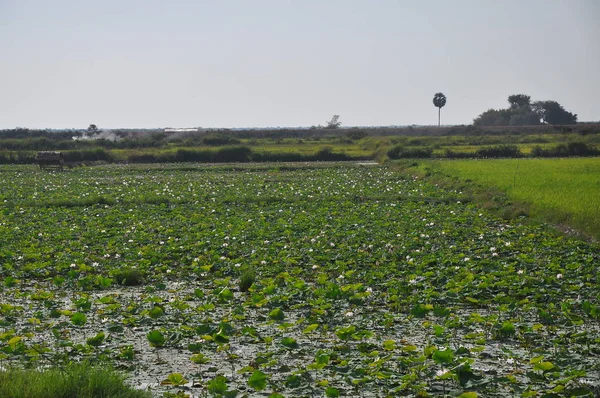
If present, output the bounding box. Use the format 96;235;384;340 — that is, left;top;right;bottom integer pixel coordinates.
530;142;599;157
0;362;151;398
112;268;144;286
475;145;521;158
387;145;433;159
239;270;256;292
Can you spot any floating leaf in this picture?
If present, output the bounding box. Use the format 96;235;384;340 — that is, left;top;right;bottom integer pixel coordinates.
190;353;210;364
161;373;188;386
149;306;165;319
533;361;554;371
71;312;87;326
248;370;267;391
432;348;454;364
207;375;228;395
147;330;165;347
269;308;285;321
86;332;105;347
280;337;298;349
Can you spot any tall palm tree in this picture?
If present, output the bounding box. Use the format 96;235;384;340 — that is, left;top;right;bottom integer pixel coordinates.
433;93;447;127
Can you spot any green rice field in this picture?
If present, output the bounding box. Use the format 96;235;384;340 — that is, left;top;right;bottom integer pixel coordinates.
421;158;600;239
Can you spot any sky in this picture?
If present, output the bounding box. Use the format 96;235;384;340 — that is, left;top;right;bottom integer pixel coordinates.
1;0;599;129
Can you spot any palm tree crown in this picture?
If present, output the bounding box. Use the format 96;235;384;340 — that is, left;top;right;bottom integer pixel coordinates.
433;93;447;126
433;93;447;109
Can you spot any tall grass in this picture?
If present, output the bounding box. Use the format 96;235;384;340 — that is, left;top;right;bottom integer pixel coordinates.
425;158;600;238
0;362;150;398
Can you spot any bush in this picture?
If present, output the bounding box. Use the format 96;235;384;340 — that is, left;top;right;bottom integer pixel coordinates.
112;268;144;286
475;145;521;158
314;147;351;161
174;149;212;162
530;142;599;157
202;134;241;146
443;149;472;159
387;145;433;159
239;270;256;292
213;146;252;162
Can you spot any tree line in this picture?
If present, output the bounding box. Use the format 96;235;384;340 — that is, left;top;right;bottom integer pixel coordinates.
473;94;577;126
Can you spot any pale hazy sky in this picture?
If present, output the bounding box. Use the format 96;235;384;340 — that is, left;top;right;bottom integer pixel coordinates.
1;0;599;129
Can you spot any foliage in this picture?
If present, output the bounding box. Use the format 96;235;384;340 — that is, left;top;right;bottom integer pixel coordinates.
112;268;144;286
0;163;598;397
508;94;531;109
474;94;577;126
0;362;151;398
531;142;599;157
433;92;447;126
433;92;447;109
325;115;342;129
422;157;600;237
387;144;433;159
533;100;578;125
238;270;256;292
475;144;521;158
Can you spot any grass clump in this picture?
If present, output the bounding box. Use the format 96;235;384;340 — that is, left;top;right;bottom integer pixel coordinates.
0;362;151;398
112;267;144;286
239;270;256;292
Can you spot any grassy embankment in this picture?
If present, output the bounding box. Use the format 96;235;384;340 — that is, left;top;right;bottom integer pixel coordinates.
404;157;600;239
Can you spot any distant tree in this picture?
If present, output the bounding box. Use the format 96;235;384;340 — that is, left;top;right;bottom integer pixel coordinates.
509;107;541;126
473;109;511;126
508;94;531;109
473;94;579;126
325;115;342;129
433;93;447;127
88;124;99;133
532;101;577;125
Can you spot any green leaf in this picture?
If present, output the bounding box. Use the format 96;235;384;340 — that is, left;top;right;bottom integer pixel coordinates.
285;374;301;388
190;353;210;364
207;375;228;394
214;331;230;344
382;340;396;351
147;330;165;347
302;323;319;334
335;325;356;341
269;308;285;321
161;373;188;386
219;288;234;302
432;348;454;364
457;393;478;398
149;306;165;318
86;332;105;347
533;361;554;371
325;387;340;397
248;370;267;391
70;312;87;326
280;337;298;349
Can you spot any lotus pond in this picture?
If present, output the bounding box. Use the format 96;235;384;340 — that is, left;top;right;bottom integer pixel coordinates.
0;163;598;397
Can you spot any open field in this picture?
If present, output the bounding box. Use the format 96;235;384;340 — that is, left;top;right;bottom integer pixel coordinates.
414;158;600;239
1;163;599;397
